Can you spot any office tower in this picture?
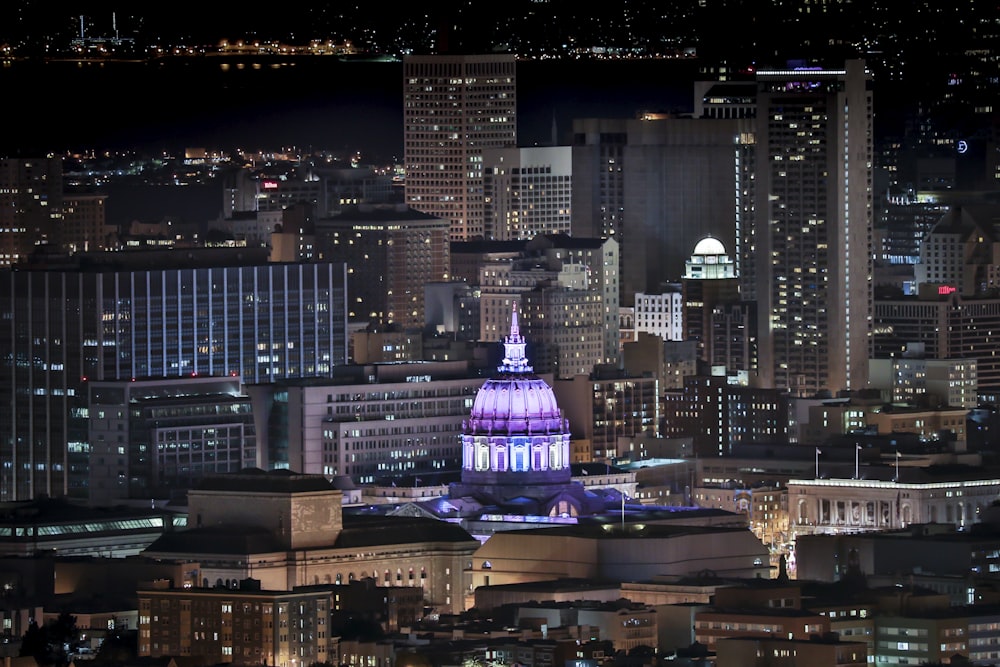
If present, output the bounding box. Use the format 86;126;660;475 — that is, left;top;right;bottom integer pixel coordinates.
571;116;754;305
481;145;572;240
874;293;1000;402
0;248;347;502
877;196;949;267
315;203;451;330
752;60;873;396
467;234;619;367
0;157;63;266
529;234;620;365
478;258;587;343
403;54;517;241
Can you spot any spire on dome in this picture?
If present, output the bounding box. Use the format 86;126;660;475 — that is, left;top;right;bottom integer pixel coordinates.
499;302;533;373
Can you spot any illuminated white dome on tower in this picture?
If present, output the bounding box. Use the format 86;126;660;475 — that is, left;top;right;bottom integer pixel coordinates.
693;236;727;256
685;235;736;280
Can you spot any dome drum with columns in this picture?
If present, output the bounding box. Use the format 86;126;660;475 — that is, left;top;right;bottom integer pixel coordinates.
449;304;601;516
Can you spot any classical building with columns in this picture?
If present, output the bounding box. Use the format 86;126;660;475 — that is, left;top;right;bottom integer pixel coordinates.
788;467;1000;540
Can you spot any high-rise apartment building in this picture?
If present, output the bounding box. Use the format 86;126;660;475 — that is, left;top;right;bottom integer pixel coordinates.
0;248;347;502
403;54;517;241
0;157;63;266
752;60;873;396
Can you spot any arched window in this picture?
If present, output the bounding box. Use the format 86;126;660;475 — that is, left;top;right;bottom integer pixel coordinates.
475;442;490;471
482;561;492;570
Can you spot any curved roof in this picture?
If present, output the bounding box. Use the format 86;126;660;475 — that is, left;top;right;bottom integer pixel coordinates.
693;236;727;256
466;375;565;436
464;302;567;437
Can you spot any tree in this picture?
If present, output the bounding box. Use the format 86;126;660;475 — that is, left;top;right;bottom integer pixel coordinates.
18;612;79;667
93;627;138;665
19;618;47;664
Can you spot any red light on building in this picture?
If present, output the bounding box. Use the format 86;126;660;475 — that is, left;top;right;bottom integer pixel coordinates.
262;180;279;190
938;285;957;295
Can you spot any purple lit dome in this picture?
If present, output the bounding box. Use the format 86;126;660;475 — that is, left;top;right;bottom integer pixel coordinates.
459;303;572;487
466;375;565;436
465;303;566;436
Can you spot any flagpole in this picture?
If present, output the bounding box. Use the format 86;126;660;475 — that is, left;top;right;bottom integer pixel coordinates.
815;447;819;479
855;445;860;480
621;490;625;531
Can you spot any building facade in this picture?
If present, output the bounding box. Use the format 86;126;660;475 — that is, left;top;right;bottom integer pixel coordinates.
315;203;451;329
88;375;257;506
141;470;479;615
874;293;1000;399
481;145;573;241
633;287;685;342
0;248;347;501
0;157;63;266
246;361;486;484
520;284;604;379
570;116;754;305
552;371;660;461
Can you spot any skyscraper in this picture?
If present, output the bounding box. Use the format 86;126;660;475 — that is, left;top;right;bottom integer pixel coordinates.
403;54;517;241
751;60;873;396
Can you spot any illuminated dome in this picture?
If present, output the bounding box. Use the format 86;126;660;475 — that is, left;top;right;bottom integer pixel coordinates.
685;235;736;280
693;236;727;256
459;303;572;488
